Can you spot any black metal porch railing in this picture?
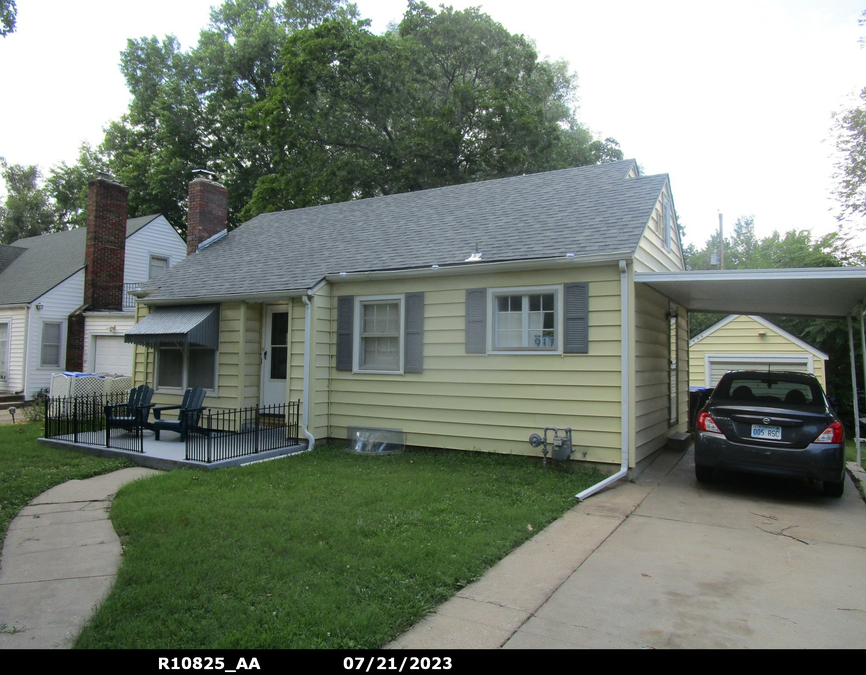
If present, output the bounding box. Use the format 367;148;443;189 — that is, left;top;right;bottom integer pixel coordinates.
123;282;141;311
44;393;144;453
185;401;301;463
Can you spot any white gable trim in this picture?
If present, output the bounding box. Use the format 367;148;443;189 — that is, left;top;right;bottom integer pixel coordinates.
689;314;828;360
689;314;739;345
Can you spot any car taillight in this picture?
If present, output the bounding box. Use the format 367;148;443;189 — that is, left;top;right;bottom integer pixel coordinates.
697;411;723;435
815;421;844;444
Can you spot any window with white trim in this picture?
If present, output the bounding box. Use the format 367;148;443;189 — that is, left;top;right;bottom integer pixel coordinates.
355;296;403;372
40;322;62;368
149;255;170;280
157;344;216;390
490;287;559;352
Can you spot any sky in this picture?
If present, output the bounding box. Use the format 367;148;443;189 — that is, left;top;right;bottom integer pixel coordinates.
1;0;865;249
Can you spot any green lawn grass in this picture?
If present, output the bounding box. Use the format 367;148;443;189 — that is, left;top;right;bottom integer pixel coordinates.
0;422;133;550
75;444;599;649
845;439;865;469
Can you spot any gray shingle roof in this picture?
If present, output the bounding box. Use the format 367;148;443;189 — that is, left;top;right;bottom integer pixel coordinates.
0;245;26;275
142;160;668;302
0;215;161;305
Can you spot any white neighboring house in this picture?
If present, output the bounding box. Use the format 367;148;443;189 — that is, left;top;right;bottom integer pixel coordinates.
688;314;829;389
0;214;186;399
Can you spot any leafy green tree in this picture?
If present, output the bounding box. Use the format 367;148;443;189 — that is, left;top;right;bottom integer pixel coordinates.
0;0;16;37
833;87;866;225
245;3;621;217
98;0;359;233
44;143;109;229
684;216;857;273
0;159;56;244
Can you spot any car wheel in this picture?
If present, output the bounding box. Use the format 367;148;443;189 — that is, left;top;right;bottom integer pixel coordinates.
695;465;714;483
823;478;844;498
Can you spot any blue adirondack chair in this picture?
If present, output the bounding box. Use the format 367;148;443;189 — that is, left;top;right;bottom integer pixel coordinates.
104;385;154;435
150;387;207;441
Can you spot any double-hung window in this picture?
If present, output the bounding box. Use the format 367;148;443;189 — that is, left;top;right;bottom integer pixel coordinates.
41;322;63;368
357;296;403;372
490;287;560;352
149;255;169;280
335;293;424;374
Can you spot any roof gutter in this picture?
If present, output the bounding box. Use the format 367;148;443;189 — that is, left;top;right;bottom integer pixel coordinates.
324;252;635;284
136;289;310;307
576;259;630;500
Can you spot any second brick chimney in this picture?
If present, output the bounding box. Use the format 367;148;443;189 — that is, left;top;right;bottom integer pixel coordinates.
187;174;228;256
84;175;129;311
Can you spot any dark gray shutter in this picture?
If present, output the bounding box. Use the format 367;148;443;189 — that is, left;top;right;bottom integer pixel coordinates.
563;283;589;354
465;288;487;354
336;295;354;371
404;292;424;373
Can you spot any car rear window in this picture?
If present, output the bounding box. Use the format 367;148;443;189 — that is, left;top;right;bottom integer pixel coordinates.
714;375;824;408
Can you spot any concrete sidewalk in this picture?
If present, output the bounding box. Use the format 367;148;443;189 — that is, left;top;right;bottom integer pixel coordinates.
0;467;159;649
389;448;866;649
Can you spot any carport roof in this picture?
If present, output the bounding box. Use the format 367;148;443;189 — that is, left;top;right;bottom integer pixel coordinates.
635;267;866;319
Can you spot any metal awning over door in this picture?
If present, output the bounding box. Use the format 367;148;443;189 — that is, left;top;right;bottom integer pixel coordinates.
124;305;220;350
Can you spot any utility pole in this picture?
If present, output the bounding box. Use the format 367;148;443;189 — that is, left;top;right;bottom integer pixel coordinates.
718;212;725;270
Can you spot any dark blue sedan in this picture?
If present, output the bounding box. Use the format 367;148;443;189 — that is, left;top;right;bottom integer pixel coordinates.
694;371;846;497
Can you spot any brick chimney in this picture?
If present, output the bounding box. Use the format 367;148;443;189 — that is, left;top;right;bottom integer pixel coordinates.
84;175;128;311
187;174;228;256
67;175;128;371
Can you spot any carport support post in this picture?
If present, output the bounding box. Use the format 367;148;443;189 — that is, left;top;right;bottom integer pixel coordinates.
860;307;866;465
848;314;861;463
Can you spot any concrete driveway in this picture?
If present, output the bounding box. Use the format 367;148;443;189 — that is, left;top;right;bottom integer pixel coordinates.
392;447;866;649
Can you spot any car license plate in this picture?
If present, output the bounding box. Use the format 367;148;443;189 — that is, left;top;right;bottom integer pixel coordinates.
751;424;782;440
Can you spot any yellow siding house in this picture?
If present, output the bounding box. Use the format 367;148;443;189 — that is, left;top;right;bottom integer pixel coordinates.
127;160;689;482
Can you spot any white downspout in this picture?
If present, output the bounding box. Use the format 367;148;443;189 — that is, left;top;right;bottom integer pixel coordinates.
301;294;316;451
21;304;31;398
576;259;630;500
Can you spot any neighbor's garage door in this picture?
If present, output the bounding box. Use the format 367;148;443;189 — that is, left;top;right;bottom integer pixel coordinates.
93;335;133;375
707;355;811;387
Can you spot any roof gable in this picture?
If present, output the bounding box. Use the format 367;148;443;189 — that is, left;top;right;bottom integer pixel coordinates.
689;314;829;360
143;160;671;302
0;215;163;305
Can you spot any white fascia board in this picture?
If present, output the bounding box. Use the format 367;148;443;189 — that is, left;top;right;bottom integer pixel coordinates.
689;315;738;346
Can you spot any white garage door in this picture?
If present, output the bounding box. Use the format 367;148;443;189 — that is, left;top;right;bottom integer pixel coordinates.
707;355;811;387
93;336;133;376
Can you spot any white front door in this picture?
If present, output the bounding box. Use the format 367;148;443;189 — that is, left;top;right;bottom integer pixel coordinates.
261;306;289;407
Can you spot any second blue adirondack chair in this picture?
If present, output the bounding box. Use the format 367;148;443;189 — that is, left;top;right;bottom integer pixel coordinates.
149;387;206;441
